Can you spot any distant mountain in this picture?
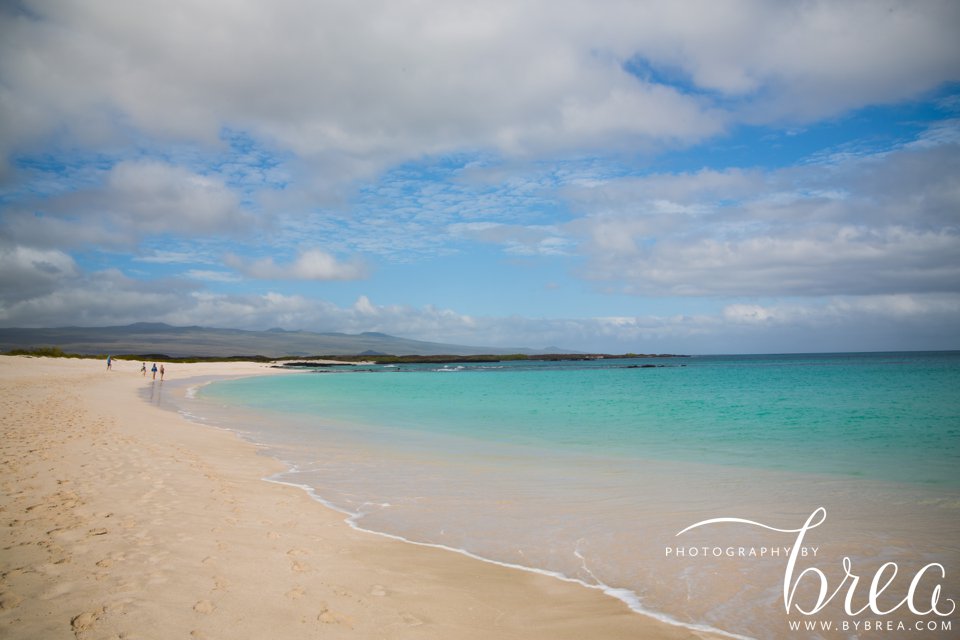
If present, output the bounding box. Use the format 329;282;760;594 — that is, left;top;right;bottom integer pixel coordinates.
0;323;563;358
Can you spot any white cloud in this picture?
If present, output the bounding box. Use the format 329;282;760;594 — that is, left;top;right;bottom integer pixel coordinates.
353;295;377;316
102;161;245;234
722;304;777;324
184;270;241;283
565;168;765;209
136;250;218;265
3;0;956;185
567;129;960;297
226;249;367;281
3;160;251;248
323;293;960;353
449;222;574;256
1;259;956;353
1;1;958;354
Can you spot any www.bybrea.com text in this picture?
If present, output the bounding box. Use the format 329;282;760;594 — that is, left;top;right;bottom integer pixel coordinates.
788;618;953;633
665;545;819;558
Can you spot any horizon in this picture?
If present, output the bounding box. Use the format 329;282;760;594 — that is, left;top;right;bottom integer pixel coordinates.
1;2;959;354
2;321;959;358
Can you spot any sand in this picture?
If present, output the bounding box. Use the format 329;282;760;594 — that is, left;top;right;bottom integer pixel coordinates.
0;355;722;639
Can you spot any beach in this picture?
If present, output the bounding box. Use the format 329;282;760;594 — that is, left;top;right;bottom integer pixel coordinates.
184;354;960;639
0;355;720;640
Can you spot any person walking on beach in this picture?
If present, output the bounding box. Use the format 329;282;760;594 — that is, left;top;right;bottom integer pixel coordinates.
151;363;157;380
159;364;165;381
140;362;146;376
106;355;112;371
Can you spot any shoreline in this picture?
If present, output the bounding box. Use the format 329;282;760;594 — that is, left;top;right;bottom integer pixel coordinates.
261;473;752;640
154;357;960;639
0;355;723;639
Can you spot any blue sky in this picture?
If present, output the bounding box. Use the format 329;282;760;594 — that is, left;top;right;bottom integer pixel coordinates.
1;0;959;353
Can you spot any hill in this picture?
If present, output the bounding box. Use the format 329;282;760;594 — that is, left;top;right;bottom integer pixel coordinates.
0;323;564;358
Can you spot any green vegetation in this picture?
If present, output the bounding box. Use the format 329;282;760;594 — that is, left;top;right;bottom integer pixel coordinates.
2;347;275;363
113;354;276;364
5;346;91;359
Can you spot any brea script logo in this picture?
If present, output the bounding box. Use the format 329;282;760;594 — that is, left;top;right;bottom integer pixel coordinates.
675;507;956;618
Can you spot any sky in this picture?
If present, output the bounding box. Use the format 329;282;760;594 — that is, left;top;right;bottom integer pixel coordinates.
1;0;959;354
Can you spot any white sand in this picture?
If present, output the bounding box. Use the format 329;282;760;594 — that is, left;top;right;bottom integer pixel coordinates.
0;356;723;639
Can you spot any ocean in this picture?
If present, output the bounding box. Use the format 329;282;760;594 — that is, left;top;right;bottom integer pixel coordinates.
172;352;960;638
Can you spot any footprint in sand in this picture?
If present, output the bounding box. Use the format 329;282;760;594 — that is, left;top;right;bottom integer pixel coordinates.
71;607;104;632
193;599;215;615
332;585;355;599
285;586;305;600
290;560;310;573
399;612;424;626
317;607;353;628
0;591;23;610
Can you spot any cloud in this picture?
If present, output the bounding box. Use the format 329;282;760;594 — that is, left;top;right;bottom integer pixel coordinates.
3;160;251;248
184;270;241;283
622;1;960;122
567;129;960;297
3;0;956;185
1;253;956;352
469;294;960;353
449;222;573;256
1;1;958;354
0;243;79;302
603;226;960;296
101;161;247;234
136;249;219;265
711;295;960;352
0;267;194;327
564;168;766;210
225;249;367;281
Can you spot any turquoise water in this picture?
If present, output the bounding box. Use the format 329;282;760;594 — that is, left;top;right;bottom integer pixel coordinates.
187;352;960;639
201;352;960;486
